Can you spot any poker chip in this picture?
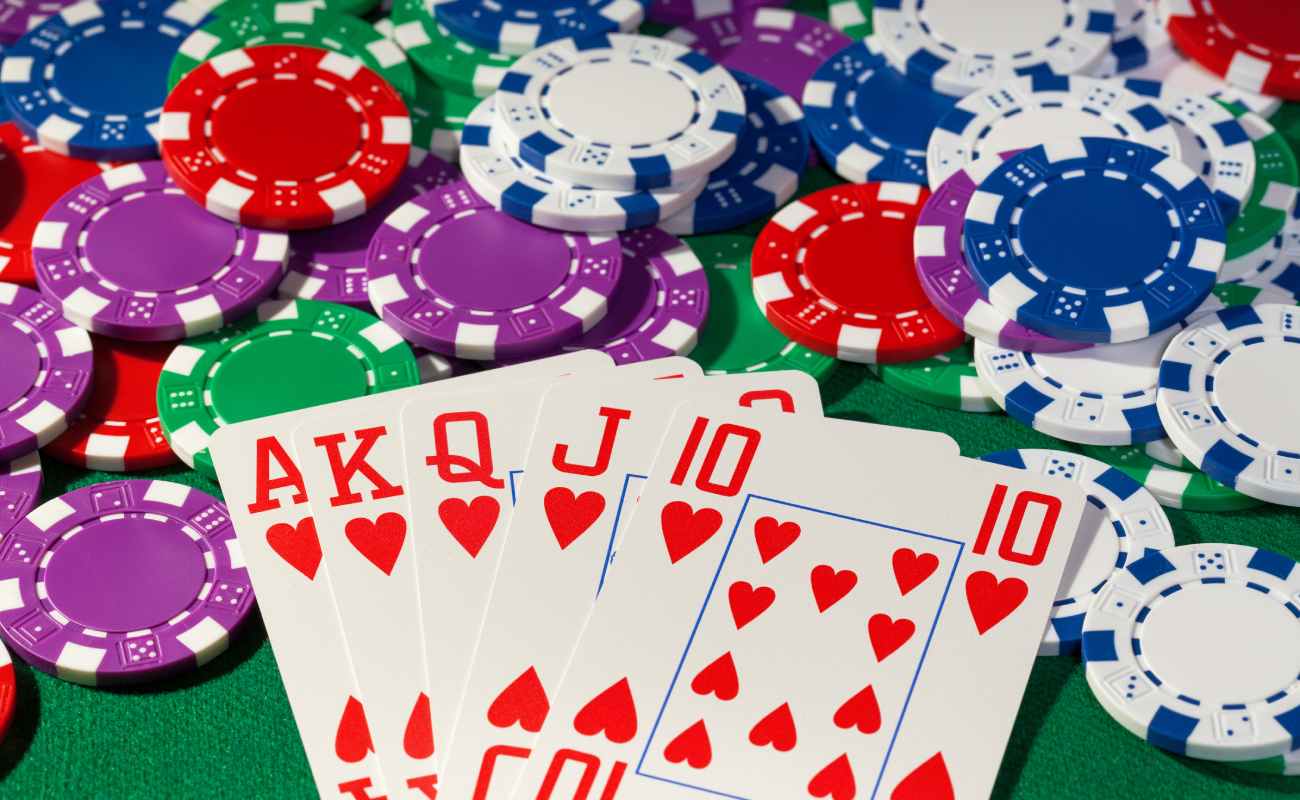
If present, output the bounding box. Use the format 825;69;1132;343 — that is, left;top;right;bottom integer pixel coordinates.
0;638;13;741
0;0;75;45
913;152;1088;354
167;1;417;103
875;341;999;413
802;36;955;186
0;283;92;462
389;0;513;97
871;0;1115;97
0;122;108;286
365;179;623;360
1219;110;1299;266
827;0;871;38
432;0;645;56
660;70;807;235
460;95;706;232
981;449;1174;657
1139;437;1193;469
687;233;837;381
159;44;412;230
0;451;41;538
44;338;176;471
963;137;1225;344
1082;543;1300;761
279;150;460;308
157;298;420;478
926;74;1182;191
663;8;850;103
1156;303;1300;506
33;161;289;341
752;181;964;363
409;70;475;164
1080;443;1261;512
1090;0;1176;77
1137;54;1283;118
0;0;209;160
1161;1;1300;101
0;479;255;686
493;33;745;191
561;227;709;363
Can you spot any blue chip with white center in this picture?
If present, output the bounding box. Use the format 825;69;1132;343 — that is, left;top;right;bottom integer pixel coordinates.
963;136;1226;345
432;0;647;56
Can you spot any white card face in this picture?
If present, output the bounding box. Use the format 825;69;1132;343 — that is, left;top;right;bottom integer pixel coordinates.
511;402;1085;800
437;371;848;800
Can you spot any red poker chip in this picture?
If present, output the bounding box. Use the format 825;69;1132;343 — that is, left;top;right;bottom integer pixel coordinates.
752;181;963;364
159;44;411;230
44;337;179;472
1164;1;1300;101
0;123;109;286
0;639;13;742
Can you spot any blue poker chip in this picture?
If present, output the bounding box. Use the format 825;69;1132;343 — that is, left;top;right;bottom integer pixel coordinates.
0;0;209;160
802;36;955;186
964;136;1226;344
661;70;808;236
432;0;647;56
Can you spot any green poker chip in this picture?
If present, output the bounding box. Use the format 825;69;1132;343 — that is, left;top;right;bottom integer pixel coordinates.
210;0;381;19
687;234;838;383
1078;444;1262;513
826;0;872;37
389;0;515;98
874;341;1000;413
1221;104;1298;261
157;299;420;478
167;1;417;103
407;70;476;163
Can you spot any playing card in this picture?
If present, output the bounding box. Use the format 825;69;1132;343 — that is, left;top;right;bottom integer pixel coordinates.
510;401;1086;800
438;370;837;800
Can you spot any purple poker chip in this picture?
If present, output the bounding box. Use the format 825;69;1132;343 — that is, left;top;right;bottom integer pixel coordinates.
664;8;850;102
649;0;788;27
0;0;74;44
0;282;92;462
0;451;41;539
563;227;710;364
278;151;461;308
33;161;289;341
912;155;1089;354
365;180;622;361
0;479;254;686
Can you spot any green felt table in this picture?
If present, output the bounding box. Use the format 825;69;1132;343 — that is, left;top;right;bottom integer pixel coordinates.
0;363;1296;799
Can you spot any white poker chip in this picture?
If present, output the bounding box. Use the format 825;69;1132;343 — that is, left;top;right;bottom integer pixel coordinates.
1129;47;1283;117
1089;0;1178;77
1156;302;1300;506
1143;436;1193;468
872;0;1116;97
980;449;1174;657
925;75;1182;190
1083;543;1300;761
492;33;744;191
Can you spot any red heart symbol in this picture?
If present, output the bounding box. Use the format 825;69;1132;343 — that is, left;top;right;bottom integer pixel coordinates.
572;678;637;743
544;487;605;550
890;752;954;800
965;571;1029;635
661;501;723;564
753;516;800;564
344;512;407;575
892;548;939;596
438;495;500;558
810;565;858;612
690;652;738;701
748;702;797;752
868;614;915;663
663;719;712;769
403;693;435;759
833;685;881;734
334;696;374;764
808;754;856;800
728;581;775;630
487;667;549;733
266;517;322;580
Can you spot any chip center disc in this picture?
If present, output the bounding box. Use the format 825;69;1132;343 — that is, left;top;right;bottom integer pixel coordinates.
804;212;922;312
1143;583;1300;702
855;68;952;151
1018;176;1170;291
418;211;571;310
546;62;693;146
919;0;1067;53
0;323;39;410
212;78;362;181
979;109;1136;159
211;334;370;423
54;28;172;115
1213;339;1300;450
84;194;239;292
43;515;207;632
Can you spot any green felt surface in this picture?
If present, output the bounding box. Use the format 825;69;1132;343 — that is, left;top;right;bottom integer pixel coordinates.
0;364;1297;798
